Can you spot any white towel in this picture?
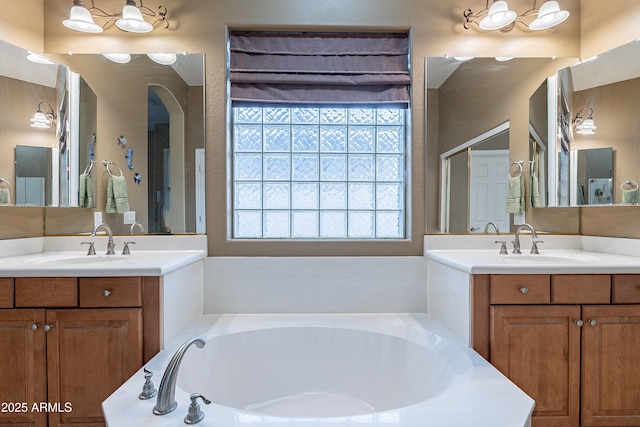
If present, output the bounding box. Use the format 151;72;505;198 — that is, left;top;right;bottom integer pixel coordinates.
106;175;130;213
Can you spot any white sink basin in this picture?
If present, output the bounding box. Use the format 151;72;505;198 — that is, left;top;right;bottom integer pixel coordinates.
494;253;600;263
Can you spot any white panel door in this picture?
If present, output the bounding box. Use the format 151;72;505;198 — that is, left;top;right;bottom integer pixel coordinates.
469;150;510;233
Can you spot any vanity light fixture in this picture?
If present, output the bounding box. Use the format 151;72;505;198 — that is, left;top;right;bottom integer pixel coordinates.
147;53;177;65
27;52;55;65
30;102;57;129
464;0;569;32
574;107;597;135
63;0;169;34
103;53;132;63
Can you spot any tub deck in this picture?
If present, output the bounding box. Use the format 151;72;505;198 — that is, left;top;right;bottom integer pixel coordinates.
103;314;534;427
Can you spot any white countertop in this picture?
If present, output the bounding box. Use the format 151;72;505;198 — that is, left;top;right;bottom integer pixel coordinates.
426;249;640;274
0;250;206;277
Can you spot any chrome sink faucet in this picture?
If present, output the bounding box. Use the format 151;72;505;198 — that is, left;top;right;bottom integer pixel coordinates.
153;338;206;416
91;223;115;255
483;222;500;234
512;223;538;254
130;221;146;235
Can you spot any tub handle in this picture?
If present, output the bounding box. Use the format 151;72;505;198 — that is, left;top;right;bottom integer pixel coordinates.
184;393;211;425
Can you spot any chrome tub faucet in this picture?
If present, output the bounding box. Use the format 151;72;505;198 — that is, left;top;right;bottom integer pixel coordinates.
153;338;206;416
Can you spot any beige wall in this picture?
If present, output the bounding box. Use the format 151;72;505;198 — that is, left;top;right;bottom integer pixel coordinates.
7;0;640;252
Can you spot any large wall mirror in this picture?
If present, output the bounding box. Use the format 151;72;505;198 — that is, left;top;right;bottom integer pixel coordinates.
0;38;205;235
530;39;640;208
428;56;577;234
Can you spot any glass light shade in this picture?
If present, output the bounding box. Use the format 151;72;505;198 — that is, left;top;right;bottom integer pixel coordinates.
103;53;132;63
116;4;153;33
576;118;597;135
27;52;55;65
30;111;52;128
529;1;570;30
479;1;517;30
63;4;103;33
147;53;177;65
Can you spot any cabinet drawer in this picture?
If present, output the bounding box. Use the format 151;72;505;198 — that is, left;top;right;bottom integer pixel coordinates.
490;275;551;304
0;278;13;308
612;275;640;303
79;277;142;307
552;275;611;304
15;278;78;307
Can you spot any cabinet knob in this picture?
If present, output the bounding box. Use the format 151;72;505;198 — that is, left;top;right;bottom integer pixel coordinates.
102;289;112;297
30;323;40;330
574;320;584;327
519;287;529;294
43;324;53;332
588;319;598;326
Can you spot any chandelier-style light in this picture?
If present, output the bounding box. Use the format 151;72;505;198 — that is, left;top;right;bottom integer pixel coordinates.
63;0;169;34
464;0;569;32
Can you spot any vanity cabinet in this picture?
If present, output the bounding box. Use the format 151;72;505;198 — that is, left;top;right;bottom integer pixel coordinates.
0;276;161;427
473;274;640;427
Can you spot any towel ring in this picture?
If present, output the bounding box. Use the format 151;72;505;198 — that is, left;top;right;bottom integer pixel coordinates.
621;180;639;191
103;160;123;177
509;161;523;178
83;160;96;175
0;178;9;188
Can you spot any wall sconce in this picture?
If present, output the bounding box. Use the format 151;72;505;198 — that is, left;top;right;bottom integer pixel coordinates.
574;107;597;135
30;102;57;129
464;0;569;32
63;0;169;34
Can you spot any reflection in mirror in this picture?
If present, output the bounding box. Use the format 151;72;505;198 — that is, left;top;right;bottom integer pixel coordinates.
0;39;68;207
440;125;510;233
531;39;640;207
57;53;206;234
428;56;579;234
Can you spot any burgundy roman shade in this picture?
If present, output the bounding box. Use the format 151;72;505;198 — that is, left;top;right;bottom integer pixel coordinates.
229;31;410;106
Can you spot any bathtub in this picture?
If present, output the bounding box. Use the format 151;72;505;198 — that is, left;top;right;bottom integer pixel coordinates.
103;314;534;427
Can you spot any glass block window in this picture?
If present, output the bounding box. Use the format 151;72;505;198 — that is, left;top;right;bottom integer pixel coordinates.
232;106;406;239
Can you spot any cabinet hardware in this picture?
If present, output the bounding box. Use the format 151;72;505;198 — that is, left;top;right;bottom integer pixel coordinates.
43;324;53;331
574;320;584;327
30;323;40;330
519;287;529;294
588;319;598;326
103;289;112;297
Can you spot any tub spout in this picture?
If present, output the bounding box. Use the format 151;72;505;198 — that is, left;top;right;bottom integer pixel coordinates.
153;338;206;416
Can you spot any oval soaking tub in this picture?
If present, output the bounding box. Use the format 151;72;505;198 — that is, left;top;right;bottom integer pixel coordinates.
103;314;535;427
177;326;470;418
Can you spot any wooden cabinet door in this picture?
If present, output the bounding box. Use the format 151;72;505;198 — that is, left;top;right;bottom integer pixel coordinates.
582;305;640;426
46;309;142;427
0;310;46;427
491;305;582;427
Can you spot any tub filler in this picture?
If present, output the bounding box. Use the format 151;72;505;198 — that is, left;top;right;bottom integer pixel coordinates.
103;314;534;427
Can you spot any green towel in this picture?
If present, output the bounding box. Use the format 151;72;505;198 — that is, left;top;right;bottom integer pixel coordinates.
79;173;95;208
622;188;639;204
506;175;524;214
529;175;541;208
0;188;10;205
106;175;130;213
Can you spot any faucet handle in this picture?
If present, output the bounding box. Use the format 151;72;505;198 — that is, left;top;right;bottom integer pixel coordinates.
494;240;508;254
184;393;211;425
122;241;135;255
531;240;543;254
139;368;158;400
81;241;96;256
